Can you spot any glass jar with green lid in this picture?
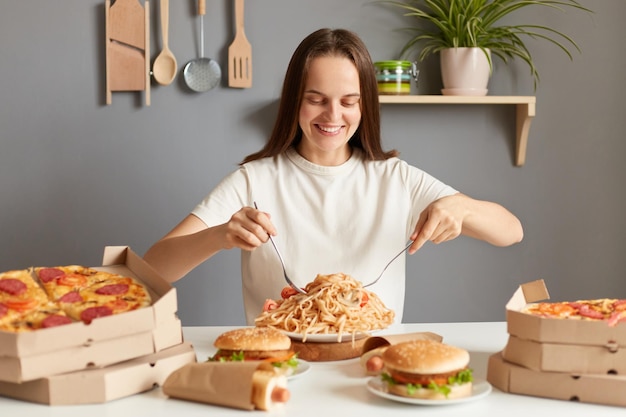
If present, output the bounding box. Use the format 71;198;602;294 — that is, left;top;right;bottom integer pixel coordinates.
373;61;419;95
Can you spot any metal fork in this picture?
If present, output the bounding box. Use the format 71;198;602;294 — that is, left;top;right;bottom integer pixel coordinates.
362;241;413;288
254;202;306;294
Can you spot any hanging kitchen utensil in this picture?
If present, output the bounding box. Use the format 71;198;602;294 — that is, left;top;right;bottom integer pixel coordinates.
183;0;221;92
105;0;150;106
227;0;252;88
152;0;177;85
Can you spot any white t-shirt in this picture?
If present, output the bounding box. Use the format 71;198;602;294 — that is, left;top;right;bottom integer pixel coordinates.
192;147;457;325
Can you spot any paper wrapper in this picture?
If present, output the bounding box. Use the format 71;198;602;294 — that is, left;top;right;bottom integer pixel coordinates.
360;332;443;375
362;331;443;354
162;361;287;411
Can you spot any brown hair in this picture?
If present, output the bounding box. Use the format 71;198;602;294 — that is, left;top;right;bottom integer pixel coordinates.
241;28;398;164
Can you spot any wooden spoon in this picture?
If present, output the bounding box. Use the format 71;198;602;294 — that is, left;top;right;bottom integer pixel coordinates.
152;0;177;85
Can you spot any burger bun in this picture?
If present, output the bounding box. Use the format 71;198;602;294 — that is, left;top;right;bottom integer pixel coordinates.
214;327;291;351
382;339;469;374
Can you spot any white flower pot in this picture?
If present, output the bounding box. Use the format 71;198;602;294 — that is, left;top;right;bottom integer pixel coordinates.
440;47;491;96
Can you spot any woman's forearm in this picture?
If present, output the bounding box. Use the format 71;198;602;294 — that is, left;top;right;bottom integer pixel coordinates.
459;195;524;246
143;215;225;282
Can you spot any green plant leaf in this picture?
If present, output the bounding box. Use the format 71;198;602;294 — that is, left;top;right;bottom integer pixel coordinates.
379;0;593;90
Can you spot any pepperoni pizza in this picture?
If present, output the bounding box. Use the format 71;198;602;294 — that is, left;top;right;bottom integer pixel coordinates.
522;298;626;326
0;266;152;332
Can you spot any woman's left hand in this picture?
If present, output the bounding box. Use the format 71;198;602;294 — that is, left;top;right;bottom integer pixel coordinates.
409;195;465;253
408;193;523;253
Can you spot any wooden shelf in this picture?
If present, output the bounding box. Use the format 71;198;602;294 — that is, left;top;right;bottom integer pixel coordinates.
379;95;536;166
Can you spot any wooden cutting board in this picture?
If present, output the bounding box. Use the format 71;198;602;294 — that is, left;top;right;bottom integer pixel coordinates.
290;338;366;362
105;0;150;106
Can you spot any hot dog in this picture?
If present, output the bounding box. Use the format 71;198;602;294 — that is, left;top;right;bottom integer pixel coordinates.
360;346;388;375
251;369;289;410
163;361;290;411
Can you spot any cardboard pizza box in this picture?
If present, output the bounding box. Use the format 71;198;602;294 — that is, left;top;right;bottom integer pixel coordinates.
0;246;181;382
502;334;626;374
0;317;183;383
487;351;626;408
506;279;626;345
0;342;197;405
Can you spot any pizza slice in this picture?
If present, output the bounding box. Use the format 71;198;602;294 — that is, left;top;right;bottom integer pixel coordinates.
0;301;73;332
34;265;120;301
0;269;50;327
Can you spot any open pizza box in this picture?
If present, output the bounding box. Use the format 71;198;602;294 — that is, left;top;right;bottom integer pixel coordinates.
0;342;197;405
487;351;626;408
0;246;181;383
506;279;626;345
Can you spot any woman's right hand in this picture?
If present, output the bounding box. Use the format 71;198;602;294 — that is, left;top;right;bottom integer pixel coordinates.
221;206;277;251
143;205;278;282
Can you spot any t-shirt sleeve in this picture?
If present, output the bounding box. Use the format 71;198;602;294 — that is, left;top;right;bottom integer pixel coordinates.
191;167;251;227
405;162;459;221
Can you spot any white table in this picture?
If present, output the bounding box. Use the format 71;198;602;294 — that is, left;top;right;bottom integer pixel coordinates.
1;322;624;416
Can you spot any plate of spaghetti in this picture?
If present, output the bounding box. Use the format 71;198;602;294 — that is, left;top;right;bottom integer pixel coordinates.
255;272;395;343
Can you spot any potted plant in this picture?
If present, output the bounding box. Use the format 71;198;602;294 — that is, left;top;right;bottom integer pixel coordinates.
382;0;592;95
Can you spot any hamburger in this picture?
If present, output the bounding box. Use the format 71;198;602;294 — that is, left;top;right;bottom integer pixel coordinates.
208;327;298;376
380;339;473;400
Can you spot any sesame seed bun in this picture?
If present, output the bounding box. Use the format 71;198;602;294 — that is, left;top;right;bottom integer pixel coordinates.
214;327;291;352
382;339;469;374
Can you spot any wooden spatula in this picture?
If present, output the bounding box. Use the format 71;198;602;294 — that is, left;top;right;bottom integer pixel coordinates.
227;0;252;88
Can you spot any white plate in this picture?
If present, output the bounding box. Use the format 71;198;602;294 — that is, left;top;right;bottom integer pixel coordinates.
283;331;371;343
288;360;311;380
366;377;492;405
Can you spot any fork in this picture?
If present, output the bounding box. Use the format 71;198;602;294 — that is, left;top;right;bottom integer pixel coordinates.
253;202;306;294
362;241;413;288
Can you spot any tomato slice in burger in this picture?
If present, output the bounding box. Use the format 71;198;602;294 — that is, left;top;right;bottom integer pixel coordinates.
261;351;296;364
390;372;448;387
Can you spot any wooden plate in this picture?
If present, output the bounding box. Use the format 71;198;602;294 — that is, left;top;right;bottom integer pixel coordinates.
291;338;366;361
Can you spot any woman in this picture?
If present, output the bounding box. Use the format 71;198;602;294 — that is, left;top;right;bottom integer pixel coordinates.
143;28;523;325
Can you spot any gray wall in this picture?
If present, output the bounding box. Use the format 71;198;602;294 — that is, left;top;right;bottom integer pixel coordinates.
1;1;624;326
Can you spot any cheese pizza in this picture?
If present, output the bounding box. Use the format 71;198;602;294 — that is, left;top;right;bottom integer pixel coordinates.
522;298;626;326
0;266;152;332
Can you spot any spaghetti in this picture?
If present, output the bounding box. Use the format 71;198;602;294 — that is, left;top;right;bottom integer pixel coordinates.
254;273;395;342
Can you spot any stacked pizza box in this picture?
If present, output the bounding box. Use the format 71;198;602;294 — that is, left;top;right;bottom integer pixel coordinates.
0;246;197;405
487;279;626;407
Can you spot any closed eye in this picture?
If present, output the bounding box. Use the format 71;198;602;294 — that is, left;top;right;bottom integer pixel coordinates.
304;89;360;106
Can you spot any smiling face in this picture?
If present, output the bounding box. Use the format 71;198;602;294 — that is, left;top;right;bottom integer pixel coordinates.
297;55;362;166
